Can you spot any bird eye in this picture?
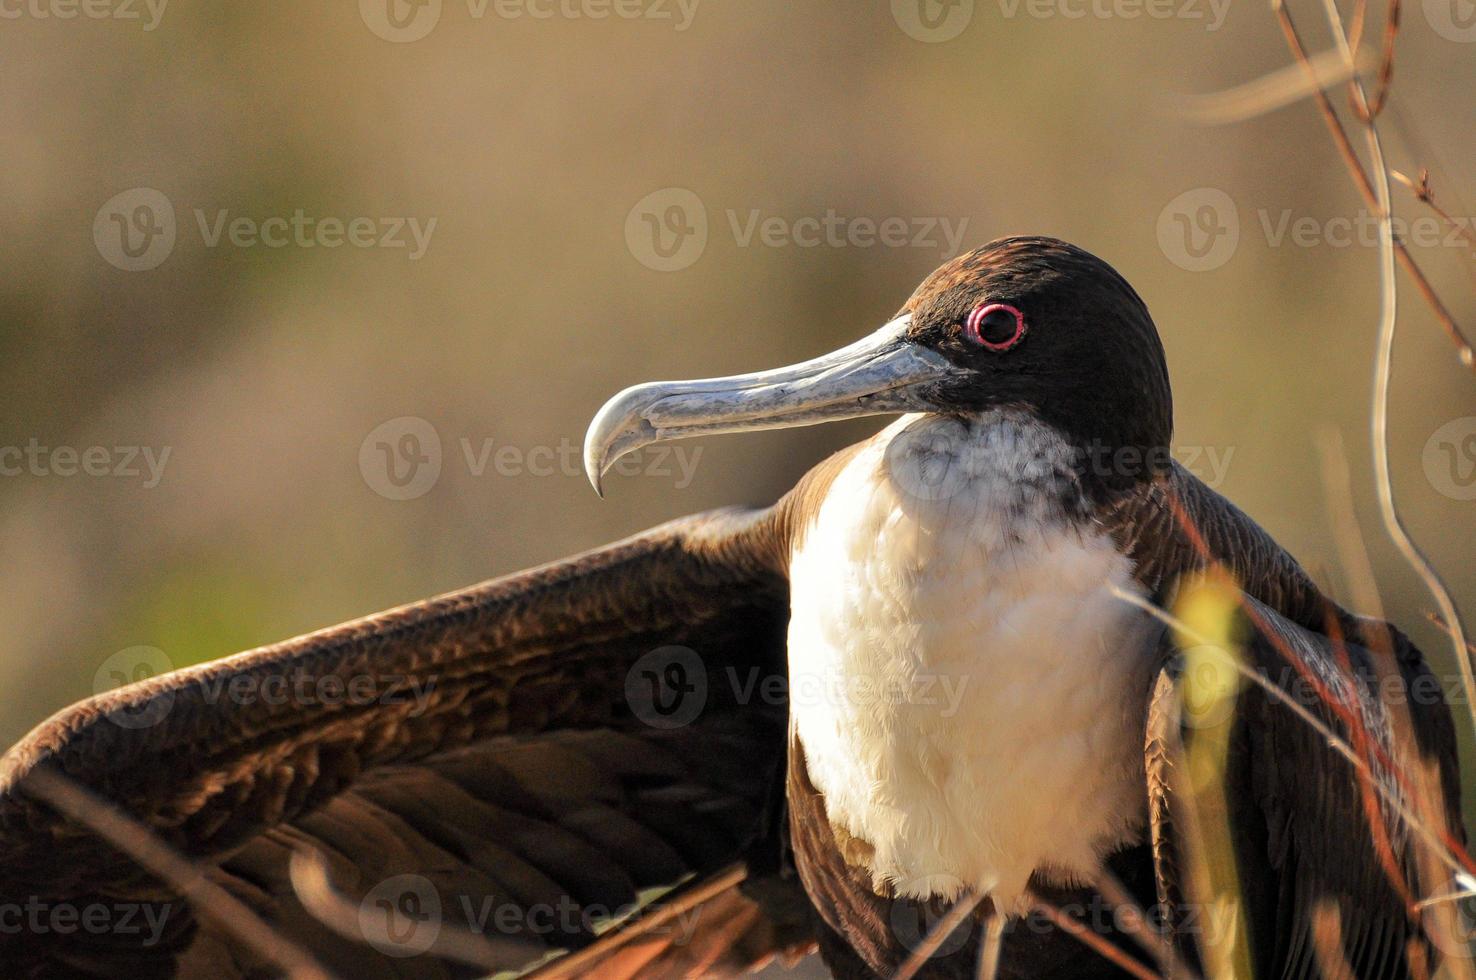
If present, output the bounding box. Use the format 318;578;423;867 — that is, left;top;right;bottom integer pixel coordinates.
964;303;1026;351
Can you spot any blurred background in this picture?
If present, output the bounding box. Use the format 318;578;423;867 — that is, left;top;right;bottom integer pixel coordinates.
1;0;1473;842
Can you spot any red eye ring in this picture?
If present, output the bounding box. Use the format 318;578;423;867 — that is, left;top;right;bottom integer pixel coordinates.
965;303;1027;351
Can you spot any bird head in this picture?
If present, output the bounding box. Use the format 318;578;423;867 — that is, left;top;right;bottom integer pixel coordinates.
585;236;1174;497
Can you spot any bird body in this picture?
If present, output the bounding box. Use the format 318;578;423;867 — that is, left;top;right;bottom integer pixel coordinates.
788;411;1156;912
0;237;1462;979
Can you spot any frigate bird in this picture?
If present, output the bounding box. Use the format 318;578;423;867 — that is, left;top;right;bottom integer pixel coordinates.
0;237;1464;979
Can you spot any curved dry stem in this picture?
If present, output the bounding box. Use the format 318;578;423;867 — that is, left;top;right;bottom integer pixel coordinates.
1313;0;1476;758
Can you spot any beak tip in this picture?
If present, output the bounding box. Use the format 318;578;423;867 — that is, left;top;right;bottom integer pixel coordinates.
582;449;606;498
585;385;659;498
582;423;610;498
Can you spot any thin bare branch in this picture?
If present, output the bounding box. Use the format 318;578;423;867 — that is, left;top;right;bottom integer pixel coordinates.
1429;612;1476;656
1094;870;1204;980
1313;0;1476;761
289;849;542;974
1353;0;1400;120
1316;428;1388;620
1272;0;1476;370
1029;898;1163;980
21;767;334;980
1392;169;1476;270
975;912;1005;980
894;890;989;980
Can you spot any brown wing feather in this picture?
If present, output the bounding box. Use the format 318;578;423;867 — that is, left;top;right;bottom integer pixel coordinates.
1100;461;1326;624
0;506;811;978
1146;596;1465;978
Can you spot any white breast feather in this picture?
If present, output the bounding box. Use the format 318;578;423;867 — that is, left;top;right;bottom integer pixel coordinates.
787;412;1157;913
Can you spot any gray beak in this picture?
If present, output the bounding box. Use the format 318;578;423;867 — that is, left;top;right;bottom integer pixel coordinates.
583;314;963;494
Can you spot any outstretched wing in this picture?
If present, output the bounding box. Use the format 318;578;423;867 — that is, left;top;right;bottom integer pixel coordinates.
0;507;813;978
1146;595;1466;979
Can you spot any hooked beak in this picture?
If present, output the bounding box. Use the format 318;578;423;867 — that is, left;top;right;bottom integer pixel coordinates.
583;314;965;495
